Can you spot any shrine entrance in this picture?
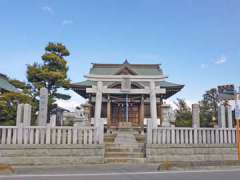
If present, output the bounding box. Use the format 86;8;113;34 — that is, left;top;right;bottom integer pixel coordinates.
110;95;141;127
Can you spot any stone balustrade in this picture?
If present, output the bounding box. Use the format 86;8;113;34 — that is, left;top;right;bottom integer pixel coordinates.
150;127;237;145
0;126;100;145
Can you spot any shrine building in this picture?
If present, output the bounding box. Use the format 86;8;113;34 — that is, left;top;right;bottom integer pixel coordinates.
71;60;184;129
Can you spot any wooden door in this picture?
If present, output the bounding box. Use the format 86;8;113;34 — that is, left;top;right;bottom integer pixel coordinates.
128;104;139;126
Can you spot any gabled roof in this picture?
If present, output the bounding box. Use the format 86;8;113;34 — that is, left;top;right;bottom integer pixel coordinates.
70;61;184;99
89;60;163;76
71;80;184;99
0;73;18;92
72;80;183;89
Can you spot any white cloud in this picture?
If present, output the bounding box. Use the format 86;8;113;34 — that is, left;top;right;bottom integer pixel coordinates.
41;6;54;14
215;56;227;65
62;20;73;26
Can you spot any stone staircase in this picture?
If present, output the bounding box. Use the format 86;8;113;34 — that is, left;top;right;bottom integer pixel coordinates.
104;129;145;164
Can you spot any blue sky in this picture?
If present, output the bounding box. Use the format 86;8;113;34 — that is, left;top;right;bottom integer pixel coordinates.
0;0;240;109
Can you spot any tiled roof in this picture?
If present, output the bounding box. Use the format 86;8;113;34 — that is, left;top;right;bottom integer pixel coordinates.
0;73;18;92
89;61;163;75
72;80;183;89
70;61;184;99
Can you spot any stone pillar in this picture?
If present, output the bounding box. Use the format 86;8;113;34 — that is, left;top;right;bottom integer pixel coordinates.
218;104;226;128
94;81;103;143
23;104;32;126
161;104;171;127
98;118;104;144
227;105;233;128
147;118;154;144
192;104;200;128
49;115;56;127
38;87;48;126
140;95;145;129
107;95;111;128
16;104;24;126
94;81;103;126
149;81;158;128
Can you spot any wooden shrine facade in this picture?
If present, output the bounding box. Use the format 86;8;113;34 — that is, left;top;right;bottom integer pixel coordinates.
71;60;184;128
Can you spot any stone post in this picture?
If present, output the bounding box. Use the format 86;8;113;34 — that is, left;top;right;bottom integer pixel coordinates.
94;81;103;143
94;81;103;126
192;104;200;128
140;95;145;131
98;118;104;144
147;118;154;144
149;81;158;128
49;115;56;127
218;104;226;128
16;104;24;126
161;104;171;127
23;104;32;126
38;87;48;126
107;95;111;129
227;105;233;128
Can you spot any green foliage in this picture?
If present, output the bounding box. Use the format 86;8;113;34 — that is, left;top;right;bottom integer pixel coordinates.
9;79;35;98
0;92;33;125
0;42;71;125
27;42;71;114
199;88;220;127
174;98;192;127
0;77;38;125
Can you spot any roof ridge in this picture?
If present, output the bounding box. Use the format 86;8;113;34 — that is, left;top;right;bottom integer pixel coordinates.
91;63;161;68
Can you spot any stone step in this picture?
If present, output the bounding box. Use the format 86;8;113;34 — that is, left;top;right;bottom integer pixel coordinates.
135;135;145;143
105;143;144;148
114;129;138;145
105;148;144;153
104;138;115;143
104;157;145;164
105;144;145;152
105;152;145;158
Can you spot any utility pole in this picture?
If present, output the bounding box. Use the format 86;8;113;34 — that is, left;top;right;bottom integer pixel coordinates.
235;86;240;160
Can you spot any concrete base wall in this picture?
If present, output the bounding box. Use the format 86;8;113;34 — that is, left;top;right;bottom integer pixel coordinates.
146;144;237;162
0;144;104;166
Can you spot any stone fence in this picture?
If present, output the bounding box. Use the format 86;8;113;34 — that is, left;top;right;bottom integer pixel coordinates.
0;126;101;145
146;123;239;163
149;127;237;145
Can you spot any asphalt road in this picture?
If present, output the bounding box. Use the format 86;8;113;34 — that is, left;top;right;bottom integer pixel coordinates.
0;169;240;180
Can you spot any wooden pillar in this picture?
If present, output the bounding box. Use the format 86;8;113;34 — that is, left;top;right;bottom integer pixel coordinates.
140;95;145;128
107;95;111;128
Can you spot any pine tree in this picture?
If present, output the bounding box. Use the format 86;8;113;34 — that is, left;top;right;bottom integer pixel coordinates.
174;98;192;127
200;88;220;127
27;42;71;115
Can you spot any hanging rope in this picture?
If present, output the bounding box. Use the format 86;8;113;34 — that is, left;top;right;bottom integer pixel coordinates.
109;95;142;101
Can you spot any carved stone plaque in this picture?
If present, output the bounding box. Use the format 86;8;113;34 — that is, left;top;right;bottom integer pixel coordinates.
121;78;131;92
38;87;48;126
